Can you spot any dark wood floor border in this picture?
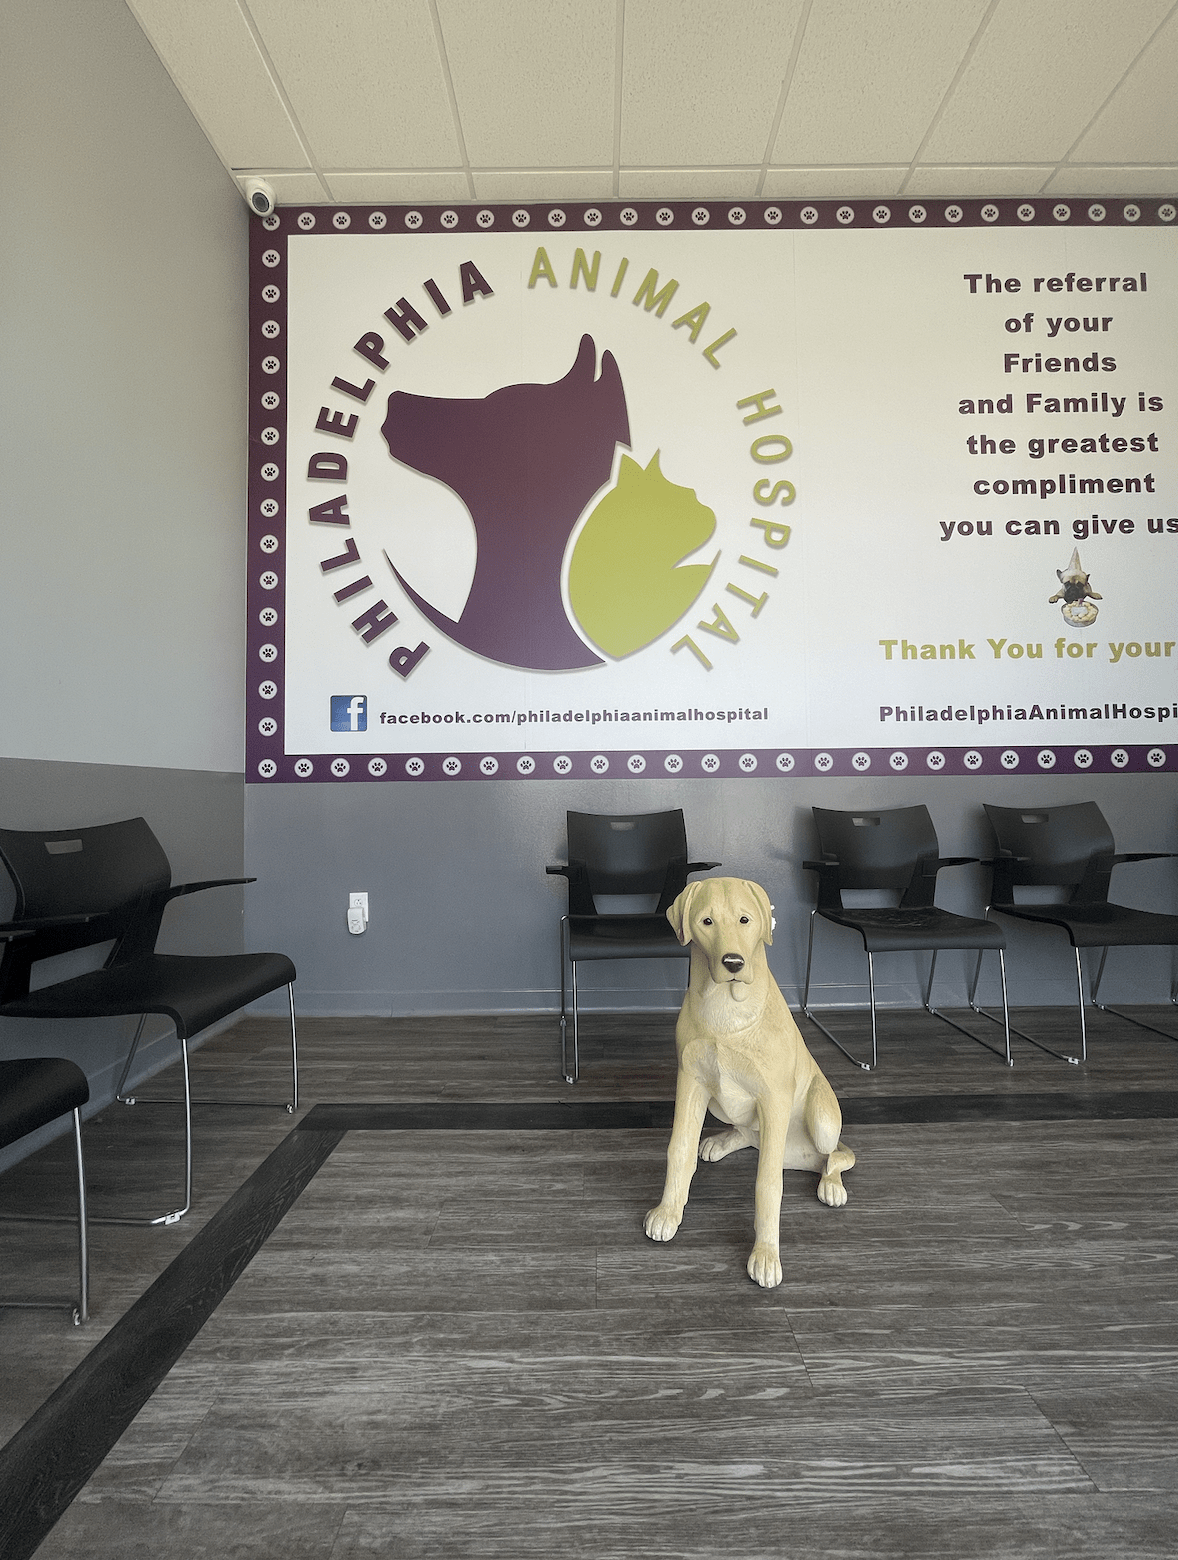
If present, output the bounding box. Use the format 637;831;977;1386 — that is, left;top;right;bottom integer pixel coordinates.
0;1125;343;1560
299;1090;1178;1133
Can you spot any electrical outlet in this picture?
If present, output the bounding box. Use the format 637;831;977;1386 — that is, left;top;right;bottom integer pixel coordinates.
349;892;369;915
347;892;368;935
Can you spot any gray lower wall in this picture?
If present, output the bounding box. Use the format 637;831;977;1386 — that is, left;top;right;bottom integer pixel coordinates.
244;770;1178;1020
0;757;245;1173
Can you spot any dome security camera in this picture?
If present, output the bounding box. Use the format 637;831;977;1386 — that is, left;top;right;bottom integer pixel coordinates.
244;178;276;217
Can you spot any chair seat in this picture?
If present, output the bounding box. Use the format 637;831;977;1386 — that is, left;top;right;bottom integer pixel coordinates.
992;901;1178;949
818;906;1008;954
0;952;296;1039
566;914;689;962
0;1058;90;1151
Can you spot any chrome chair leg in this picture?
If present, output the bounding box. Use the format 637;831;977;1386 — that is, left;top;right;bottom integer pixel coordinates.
94;1035;192;1227
0;1106;90;1324
929;947;1013;1066
1092;945;1178;1043
559;916;574;1083
569;958;580;1085
801;912;874;1071
972;911;1082;1064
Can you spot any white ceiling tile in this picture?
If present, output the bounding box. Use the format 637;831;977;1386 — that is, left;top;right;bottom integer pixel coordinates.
903;165;1055;197
126;0;307;168
773;0;989;165
621;0;807;165
922;0;1175;164
1068;17;1178;164
761;167;908;198
617;168;761;199
1044;165;1178;197
437;0;616;167
236;170;330;205
246;0;461;167
472;169;616;201
326;171;473;203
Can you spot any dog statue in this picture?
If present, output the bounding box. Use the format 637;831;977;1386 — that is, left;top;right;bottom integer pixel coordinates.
644;877;855;1288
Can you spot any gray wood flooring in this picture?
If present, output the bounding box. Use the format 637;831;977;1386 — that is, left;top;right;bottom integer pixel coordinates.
3;1007;1178;1557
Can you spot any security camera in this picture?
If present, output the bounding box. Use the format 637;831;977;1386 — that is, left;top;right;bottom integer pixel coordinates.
243;178;276;217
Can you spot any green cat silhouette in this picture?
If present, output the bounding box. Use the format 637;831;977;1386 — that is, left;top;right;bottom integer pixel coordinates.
569;452;718;659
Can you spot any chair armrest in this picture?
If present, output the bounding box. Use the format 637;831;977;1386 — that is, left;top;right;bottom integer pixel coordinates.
165;877;258;901
935;856;979;870
802;859;842;912
546;865;571;877
0;913;96;934
1113;851;1178;865
687;860;721;874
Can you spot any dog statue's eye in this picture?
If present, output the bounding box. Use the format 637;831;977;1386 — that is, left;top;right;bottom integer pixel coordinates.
739;915;750;924
701;916;712;925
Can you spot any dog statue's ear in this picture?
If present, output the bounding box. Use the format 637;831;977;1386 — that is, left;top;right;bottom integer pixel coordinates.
667;881;700;944
748;880;774;945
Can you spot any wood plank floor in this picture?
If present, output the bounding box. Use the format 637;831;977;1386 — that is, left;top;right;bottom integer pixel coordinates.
3;1007;1178;1557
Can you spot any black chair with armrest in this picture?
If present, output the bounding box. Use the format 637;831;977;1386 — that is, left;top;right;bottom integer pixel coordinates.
982;800;1178;1064
802;804;1011;1071
547;809;719;1082
0;818;297;1226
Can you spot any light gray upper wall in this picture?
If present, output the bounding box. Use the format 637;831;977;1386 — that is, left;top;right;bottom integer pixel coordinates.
0;0;248;773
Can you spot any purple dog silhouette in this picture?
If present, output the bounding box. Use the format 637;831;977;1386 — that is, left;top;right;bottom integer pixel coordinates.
381;334;630;671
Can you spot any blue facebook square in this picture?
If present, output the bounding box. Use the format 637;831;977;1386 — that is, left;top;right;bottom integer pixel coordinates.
330;695;367;732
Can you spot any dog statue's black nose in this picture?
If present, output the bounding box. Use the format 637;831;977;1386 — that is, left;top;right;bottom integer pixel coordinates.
721;954;744;973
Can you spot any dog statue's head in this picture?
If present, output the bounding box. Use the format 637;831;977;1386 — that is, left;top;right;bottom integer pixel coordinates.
667;878;774;1002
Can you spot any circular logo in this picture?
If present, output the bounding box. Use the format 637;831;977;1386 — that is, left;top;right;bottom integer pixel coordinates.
260;462;280;482
872;205;891;225
516;755;536;775
739;752;758;772
260;533;279;553
368;211;387;229
258;643;278;663
1148;748;1167;768
775;752;795;772
1111;747;1130;769
763;206;782;226
258;606;278;626
691;206;710;226
330;758;350;778
261;356;280;375
963;750;984;770
1073;748;1093;769
800;206;819;225
511;209;530;228
590;753;609;773
261;319;280;339
259;571;279;591
262;214;280;231
814;751;833;771
1159;204;1177;223
981;204;999;223
261;249;281;268
851;751;871;772
405;756;425;776
583;207;602;227
1052;203;1071;223
547;208;566;227
257;759;278;778
944;205;963;224
260;426;280;446
908;204;927;224
297;212;315;231
261;391;280;411
620;207;639;226
1017;203;1036;223
261;284;280;303
404;210;423;229
479;756;499;775
440;210;459;229
701;752;721;773
258;717;278;737
368;757;387;777
1037;748;1056;769
1000;748;1020;770
728;206;746;226
1087;203;1106;223
294;757;314;777
476;209;494;228
836;205;855;225
926;750;945;771
1123;203;1141;223
332;211;350;230
656;206;674;226
889;751;908;771
664;754;683;773
260;497;279;518
553;754;573;774
627;754;646;773
442;756;462;775
258;680;277;700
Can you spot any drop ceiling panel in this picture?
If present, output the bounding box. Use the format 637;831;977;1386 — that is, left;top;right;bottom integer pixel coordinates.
126;0;306;168
326;171;473;203
762;166;908;198
921;0;1175;165
902;164;1055;197
1068;18;1178;164
1045;165;1178;196
438;0;616;167
617;168;760;199
772;0;989;165
247;0;461;168
621;0;806;166
473;169;615;201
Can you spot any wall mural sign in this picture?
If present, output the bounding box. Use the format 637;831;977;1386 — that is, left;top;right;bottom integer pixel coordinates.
248;197;1177;784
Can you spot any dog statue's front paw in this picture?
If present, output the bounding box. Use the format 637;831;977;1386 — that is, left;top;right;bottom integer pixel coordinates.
644;1204;682;1242
817;1173;848;1208
746;1242;782;1288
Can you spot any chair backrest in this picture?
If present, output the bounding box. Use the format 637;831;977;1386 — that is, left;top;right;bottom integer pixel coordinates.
983;801;1115;894
566;810;688;909
812;805;940;904
0;818;172;1002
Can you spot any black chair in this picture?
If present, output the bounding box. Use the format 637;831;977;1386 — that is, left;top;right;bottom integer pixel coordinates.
547;809;719;1082
0;1054;90;1325
802;805;1011;1071
983;801;1178;1064
0;818;297;1225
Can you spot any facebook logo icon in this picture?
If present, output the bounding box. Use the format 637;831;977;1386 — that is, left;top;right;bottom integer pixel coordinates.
330;695;367;732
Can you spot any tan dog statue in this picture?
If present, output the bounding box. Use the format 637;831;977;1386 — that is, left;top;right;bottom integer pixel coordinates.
644;877;855;1288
